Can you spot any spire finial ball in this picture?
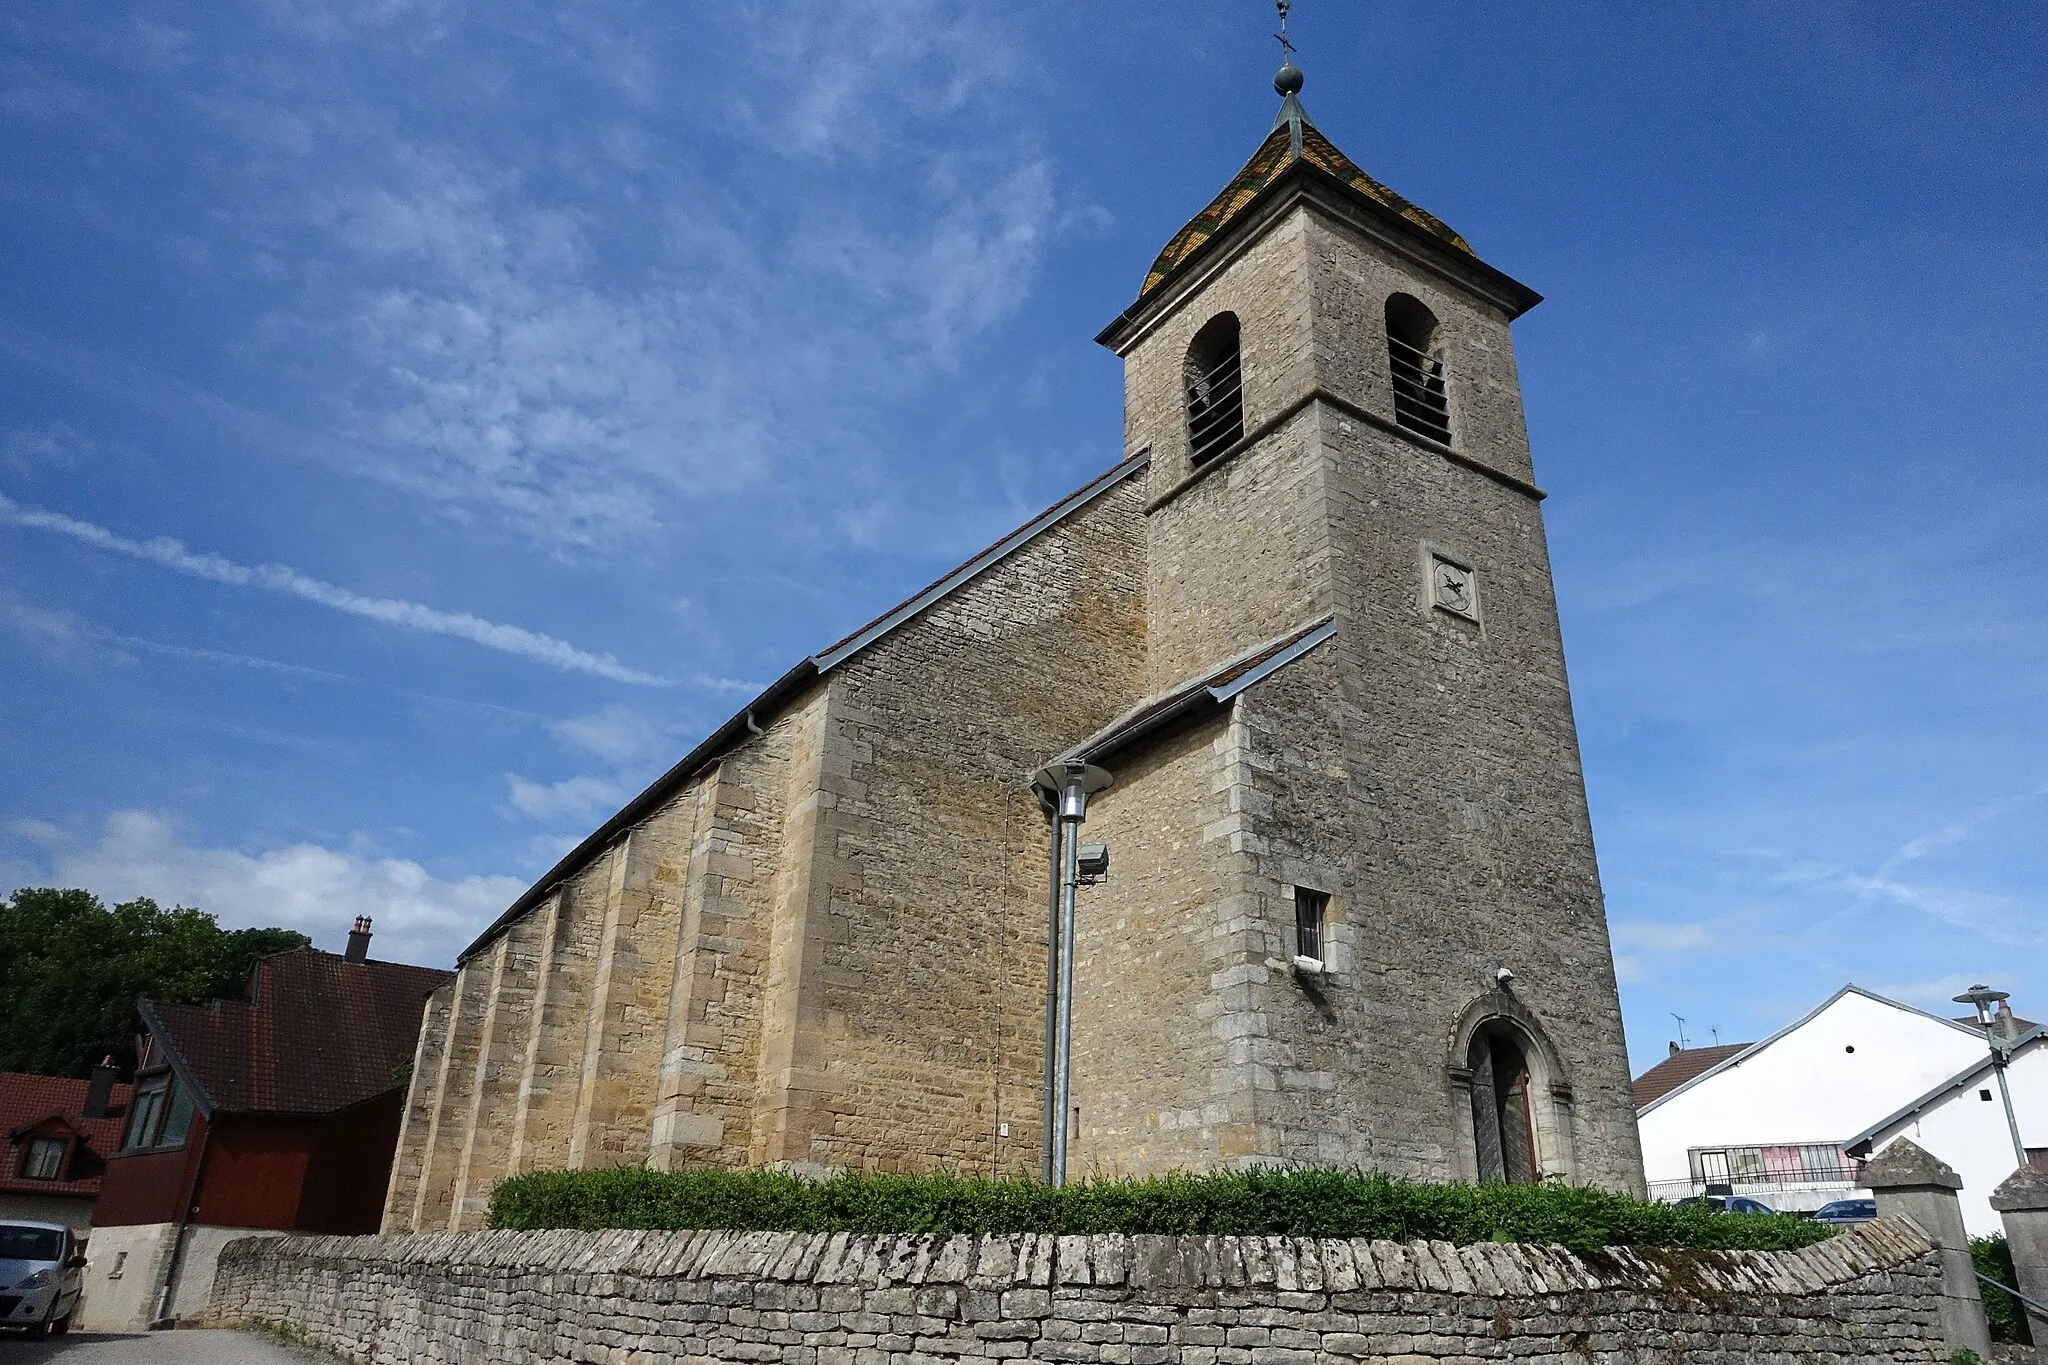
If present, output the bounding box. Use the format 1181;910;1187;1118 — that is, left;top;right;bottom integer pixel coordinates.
1275;63;1304;96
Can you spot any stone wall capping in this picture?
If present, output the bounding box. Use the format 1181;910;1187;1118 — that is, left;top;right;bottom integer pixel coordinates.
1453;1242;1502;1296
968;1233;1021;1287
928;1235;975;1285
1056;1234;1093;1285
1023;1233;1056;1286
1990;1162;2048;1213
1317;1238;1359;1292
1471;1242;1529;1296
208;1222;1950;1363
1862;1137;1965;1191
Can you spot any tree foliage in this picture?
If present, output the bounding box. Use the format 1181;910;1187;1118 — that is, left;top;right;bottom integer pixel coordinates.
1974;1234;2034;1345
489;1166;1833;1254
0;887;310;1079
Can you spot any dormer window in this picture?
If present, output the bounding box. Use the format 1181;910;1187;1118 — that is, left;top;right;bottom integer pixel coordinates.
1185;312;1245;465
21;1136;66;1180
1386;294;1451;445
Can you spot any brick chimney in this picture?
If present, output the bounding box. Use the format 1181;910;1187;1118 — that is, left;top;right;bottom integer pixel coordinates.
82;1055;118;1119
1992;999;2024;1043
345;916;373;964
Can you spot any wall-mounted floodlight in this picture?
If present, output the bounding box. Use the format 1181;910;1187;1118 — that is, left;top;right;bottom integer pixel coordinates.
1076;844;1110;880
1027;759;1111;1187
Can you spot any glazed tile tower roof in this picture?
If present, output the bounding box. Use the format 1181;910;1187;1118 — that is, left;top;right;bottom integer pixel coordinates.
1140;92;1474;300
140;947;452;1117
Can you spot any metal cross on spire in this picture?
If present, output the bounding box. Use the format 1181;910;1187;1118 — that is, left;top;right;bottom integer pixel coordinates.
1272;0;1305;102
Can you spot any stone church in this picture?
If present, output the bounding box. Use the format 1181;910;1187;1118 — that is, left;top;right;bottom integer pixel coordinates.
383;73;1647;1234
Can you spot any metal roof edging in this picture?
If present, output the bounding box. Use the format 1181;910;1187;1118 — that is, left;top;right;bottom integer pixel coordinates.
1845;1025;2046;1153
1063;617;1335;767
459;452;1153;966
134;999;219;1122
809;449;1152;674
1209;619;1335;702
456;657;820;964
1638;982;2012;1117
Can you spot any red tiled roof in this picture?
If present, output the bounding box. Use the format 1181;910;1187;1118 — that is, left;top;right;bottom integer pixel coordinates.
144;948;452;1117
0;1071;132;1198
1632;1043;1753;1109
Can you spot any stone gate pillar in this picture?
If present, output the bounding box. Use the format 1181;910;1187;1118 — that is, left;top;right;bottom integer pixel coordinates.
1992;1163;2048;1360
1864;1137;1993;1362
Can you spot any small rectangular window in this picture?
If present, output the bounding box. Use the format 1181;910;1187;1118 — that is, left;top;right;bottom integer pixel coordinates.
1293;888;1328;962
21;1137;66;1180
124;1075;168;1150
161;1083;196;1147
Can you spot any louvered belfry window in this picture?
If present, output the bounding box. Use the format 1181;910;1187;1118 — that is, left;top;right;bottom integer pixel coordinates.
1185;312;1245;465
1386;293;1451;445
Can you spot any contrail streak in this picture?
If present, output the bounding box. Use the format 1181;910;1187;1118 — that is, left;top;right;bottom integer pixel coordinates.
0;495;670;686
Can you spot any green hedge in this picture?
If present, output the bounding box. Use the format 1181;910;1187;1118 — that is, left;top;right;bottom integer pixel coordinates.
1973;1235;2034;1346
488;1167;1832;1255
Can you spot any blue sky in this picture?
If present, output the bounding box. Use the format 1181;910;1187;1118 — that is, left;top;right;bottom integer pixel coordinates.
2;1;2042;1075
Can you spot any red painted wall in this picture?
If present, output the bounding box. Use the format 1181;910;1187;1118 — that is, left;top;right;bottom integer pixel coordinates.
88;1091;406;1234
294;1090;405;1233
194;1115;315;1229
91;1113;208;1228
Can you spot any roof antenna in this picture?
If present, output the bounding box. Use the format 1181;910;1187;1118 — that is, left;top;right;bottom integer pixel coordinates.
1272;0;1307;152
1670;1013;1690;1050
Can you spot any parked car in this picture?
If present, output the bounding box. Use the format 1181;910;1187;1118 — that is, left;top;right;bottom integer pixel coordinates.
0;1221;84;1338
1809;1198;1878;1226
1675;1195;1777;1215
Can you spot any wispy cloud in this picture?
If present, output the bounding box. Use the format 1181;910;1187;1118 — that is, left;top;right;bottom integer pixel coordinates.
5;809;520;968
0;589;84;658
1613;921;1717;953
168;0;1065;556
551;703;670;766
0;493;670;685
501;772;625;824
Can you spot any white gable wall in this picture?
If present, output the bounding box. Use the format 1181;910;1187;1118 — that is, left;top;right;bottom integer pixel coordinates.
1637;988;1990;1203
1866;1038;2048;1234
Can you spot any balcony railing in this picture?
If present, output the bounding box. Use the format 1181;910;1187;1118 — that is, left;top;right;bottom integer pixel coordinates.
1389;335;1451;445
1689;1142;1865;1192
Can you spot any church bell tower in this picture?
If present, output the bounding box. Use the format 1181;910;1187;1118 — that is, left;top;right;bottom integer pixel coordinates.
1066;48;1646;1192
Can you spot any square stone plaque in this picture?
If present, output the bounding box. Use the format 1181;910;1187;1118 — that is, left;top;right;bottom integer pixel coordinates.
1430;554;1480;622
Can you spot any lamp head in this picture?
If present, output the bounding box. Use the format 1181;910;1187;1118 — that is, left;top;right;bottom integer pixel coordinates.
1954;984;2009;1024
1030;760;1113;821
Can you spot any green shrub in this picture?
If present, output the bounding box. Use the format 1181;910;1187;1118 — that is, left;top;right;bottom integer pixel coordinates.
487;1167;1832;1255
1973;1234;2033;1345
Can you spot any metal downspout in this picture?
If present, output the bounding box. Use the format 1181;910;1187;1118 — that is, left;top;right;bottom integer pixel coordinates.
150;1124;213;1328
1051;808;1083;1187
1040;798;1061;1184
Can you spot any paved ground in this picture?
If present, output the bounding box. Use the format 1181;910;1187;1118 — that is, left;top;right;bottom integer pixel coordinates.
0;1329;331;1362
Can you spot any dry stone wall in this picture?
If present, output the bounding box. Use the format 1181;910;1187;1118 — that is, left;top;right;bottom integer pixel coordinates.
213;1220;1954;1365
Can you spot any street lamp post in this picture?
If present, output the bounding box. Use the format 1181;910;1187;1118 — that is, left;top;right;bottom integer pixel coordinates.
1031;759;1112;1188
1955;984;2029;1170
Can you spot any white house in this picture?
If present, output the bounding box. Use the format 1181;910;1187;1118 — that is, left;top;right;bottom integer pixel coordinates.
1634;985;2047;1234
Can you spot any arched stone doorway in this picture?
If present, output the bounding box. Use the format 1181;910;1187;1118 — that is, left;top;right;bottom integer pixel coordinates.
1468;1024;1538;1184
1446;995;1577;1185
